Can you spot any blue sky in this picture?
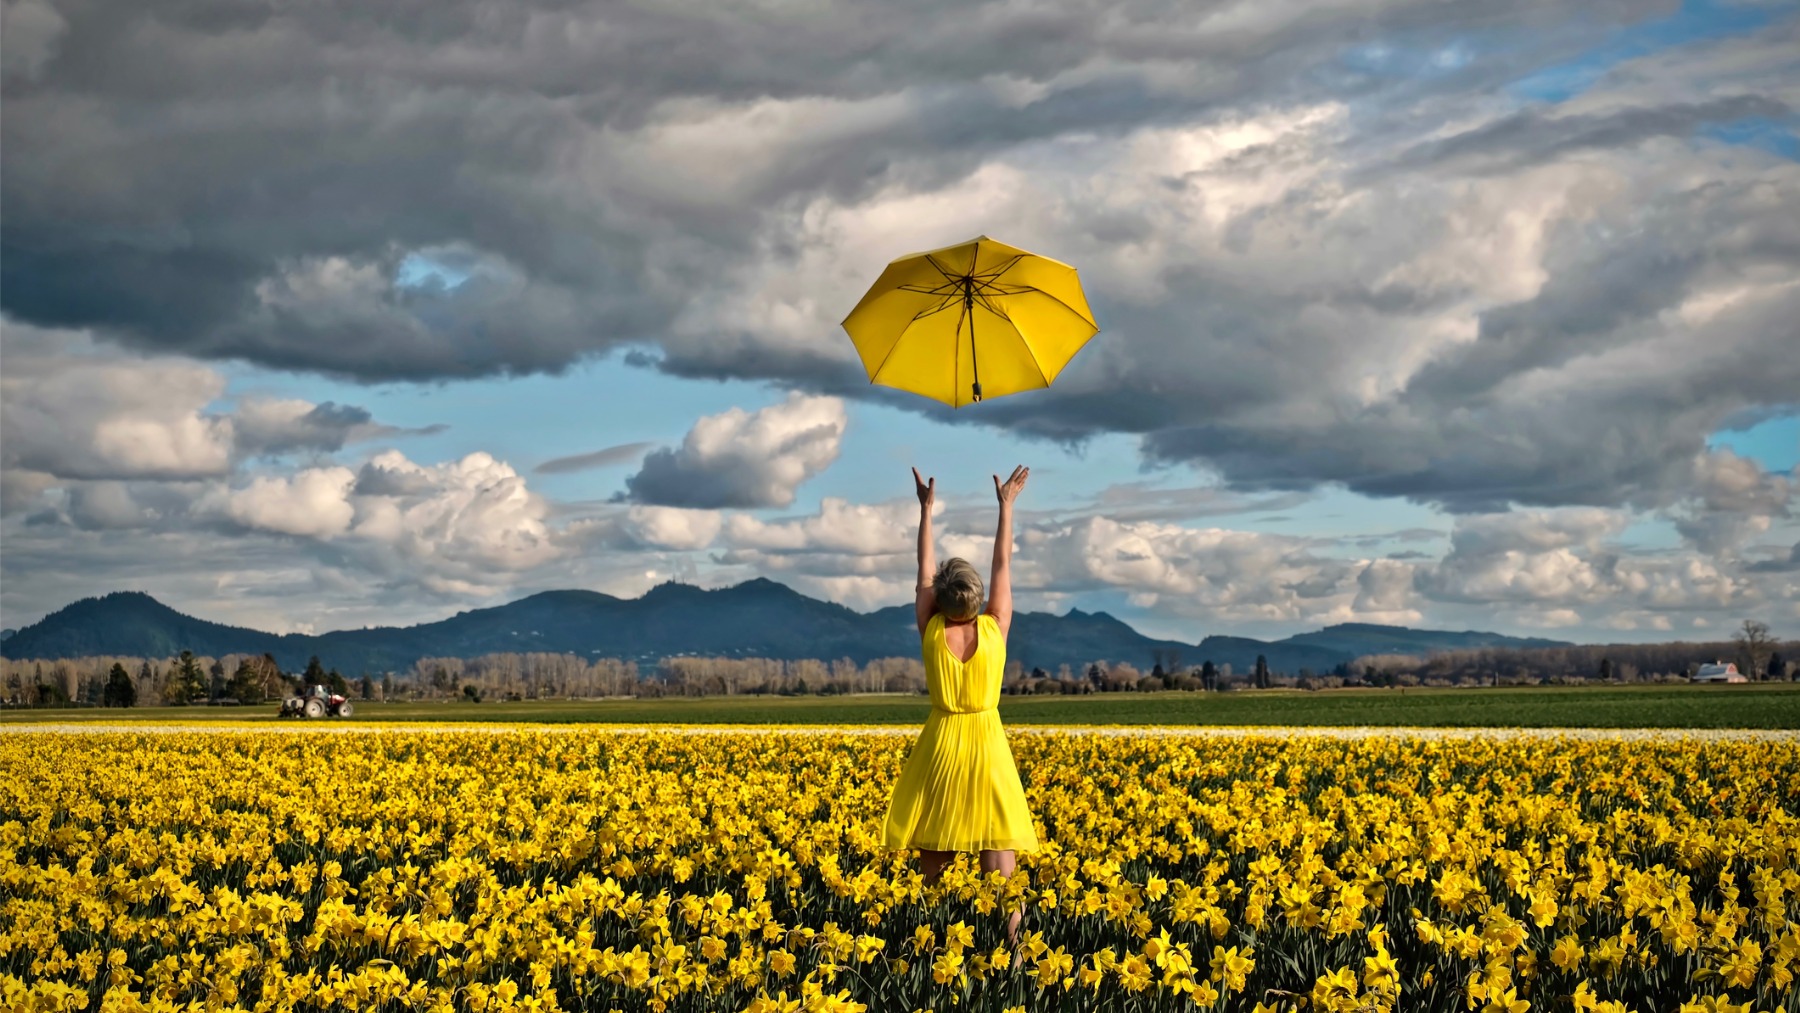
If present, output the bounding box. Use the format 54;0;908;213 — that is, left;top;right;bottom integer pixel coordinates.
1510;0;1785;103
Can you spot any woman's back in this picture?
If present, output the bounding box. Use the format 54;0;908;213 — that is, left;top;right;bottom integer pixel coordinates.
923;612;1003;713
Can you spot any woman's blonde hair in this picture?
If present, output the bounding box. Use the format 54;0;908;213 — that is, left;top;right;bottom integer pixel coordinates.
933;557;985;621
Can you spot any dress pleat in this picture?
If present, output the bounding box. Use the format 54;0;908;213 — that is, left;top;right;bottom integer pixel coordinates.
882;613;1039;852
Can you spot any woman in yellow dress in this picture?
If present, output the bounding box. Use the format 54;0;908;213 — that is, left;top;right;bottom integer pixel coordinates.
883;463;1040;948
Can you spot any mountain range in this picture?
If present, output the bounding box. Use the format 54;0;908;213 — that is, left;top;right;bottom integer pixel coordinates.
0;580;1572;675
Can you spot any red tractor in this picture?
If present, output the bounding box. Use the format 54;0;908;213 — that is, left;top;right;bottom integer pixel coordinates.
279;684;354;718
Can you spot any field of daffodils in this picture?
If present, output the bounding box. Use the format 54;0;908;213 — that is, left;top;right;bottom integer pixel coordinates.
4;727;1797;1012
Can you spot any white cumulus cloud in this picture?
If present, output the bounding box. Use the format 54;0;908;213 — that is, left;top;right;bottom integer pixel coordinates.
622;393;847;508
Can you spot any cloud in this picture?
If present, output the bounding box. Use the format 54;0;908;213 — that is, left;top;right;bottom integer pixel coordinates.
0;320;431;518
232;398;432;457
621;393;847;508
65;482;157;532
714;497;934;610
1365;95;1792;178
1019;515;1425;625
337;451;564;581
1411;505;1783;629
218;467;359;539
0;0;68;82
1668;450;1793;554
175;449;568;592
1420;508;1629;605
622;505;722;551
714;491;1428;626
535;442;655;475
6;0;1792;523
0;0;1654;387
0;324;234;481
1745;542;1800;573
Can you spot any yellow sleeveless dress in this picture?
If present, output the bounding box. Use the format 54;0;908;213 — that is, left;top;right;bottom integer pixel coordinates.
882;613;1039;852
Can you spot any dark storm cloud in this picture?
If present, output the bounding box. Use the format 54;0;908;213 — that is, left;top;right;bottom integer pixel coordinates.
2;0;1661;382
6;0;1795;523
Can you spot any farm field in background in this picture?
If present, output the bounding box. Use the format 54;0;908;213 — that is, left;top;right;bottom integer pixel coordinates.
5;728;1797;1012
6;683;1800;728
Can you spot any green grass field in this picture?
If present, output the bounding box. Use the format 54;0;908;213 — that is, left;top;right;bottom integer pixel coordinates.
5;683;1799;727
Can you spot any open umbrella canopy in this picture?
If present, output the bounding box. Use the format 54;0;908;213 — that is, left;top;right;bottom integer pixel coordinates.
841;236;1100;408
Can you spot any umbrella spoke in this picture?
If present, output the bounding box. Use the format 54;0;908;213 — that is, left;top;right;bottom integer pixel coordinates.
896;282;964;297
970;254;1026;284
909;297;964;323
972;292;1014;323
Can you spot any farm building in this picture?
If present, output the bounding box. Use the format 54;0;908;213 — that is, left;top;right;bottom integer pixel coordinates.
1691;661;1748;683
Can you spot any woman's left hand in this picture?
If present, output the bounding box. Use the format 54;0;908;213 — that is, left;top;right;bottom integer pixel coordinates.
913;466;935;508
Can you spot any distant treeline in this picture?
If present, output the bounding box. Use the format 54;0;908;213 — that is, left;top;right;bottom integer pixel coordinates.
3;635;1791;708
1348;637;1795;687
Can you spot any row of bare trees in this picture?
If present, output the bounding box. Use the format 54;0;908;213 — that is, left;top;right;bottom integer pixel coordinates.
3;652;307;708
1351;631;1794;687
409;653;936;700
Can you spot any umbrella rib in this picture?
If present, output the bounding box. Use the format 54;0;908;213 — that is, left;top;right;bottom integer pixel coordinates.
909;297;962;323
1017;319;1052;389
970;255;1026;286
870;297;959;383
866;326;910;388
973;291;1012;321
924;254;963;282
1009;281;1099;329
898;281;963;296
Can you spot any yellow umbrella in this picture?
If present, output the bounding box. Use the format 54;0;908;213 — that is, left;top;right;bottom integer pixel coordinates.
841;235;1099;408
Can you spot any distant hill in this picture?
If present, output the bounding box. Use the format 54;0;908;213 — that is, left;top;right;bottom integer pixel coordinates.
2;582;1571;675
1277;623;1573;658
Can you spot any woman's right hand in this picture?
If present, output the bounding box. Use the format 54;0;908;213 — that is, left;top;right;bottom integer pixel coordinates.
995;465;1029;505
913;467;935;508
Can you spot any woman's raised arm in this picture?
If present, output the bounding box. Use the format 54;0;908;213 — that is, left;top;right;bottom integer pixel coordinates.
913;467;937;634
987;465;1027;638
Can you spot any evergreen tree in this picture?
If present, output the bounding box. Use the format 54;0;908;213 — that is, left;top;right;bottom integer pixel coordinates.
303;656;328;687
1199;661;1217;692
1599;657;1614;682
359;675;374;700
1769;652;1787;682
104;663;136;708
326;668;350;697
1254;654;1270;689
166;651;205;705
227;660;265;705
34;673;68;707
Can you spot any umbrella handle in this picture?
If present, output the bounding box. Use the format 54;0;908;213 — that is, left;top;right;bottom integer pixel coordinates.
965;278;982;403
